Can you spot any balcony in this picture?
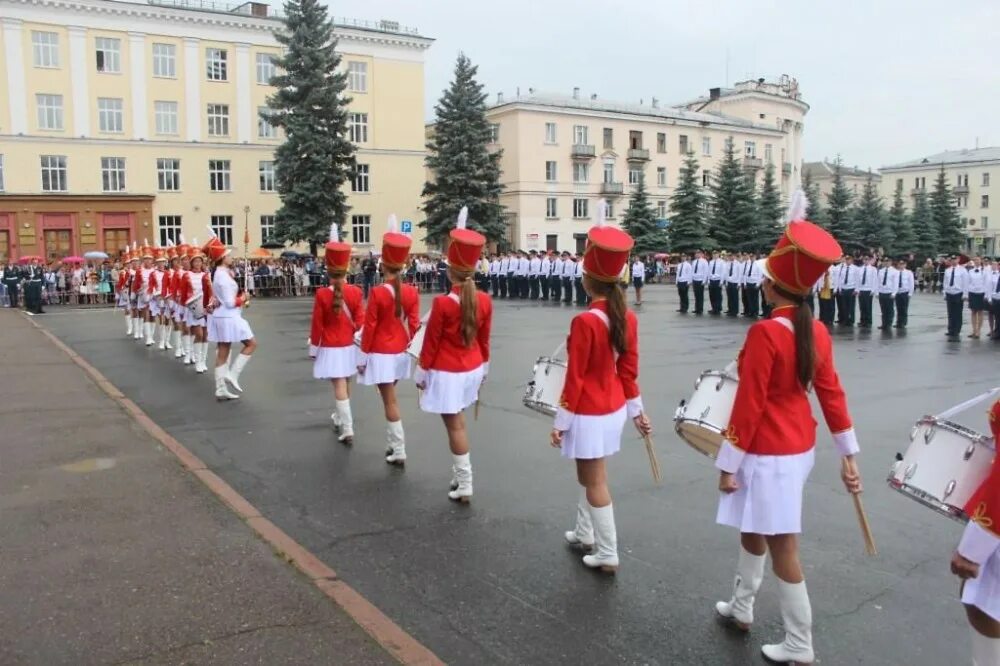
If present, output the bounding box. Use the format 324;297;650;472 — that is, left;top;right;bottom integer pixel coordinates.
600;182;624;196
743;157;763;170
571;144;596;160
955;185;970;194
782;162;793;175
627;148;650;162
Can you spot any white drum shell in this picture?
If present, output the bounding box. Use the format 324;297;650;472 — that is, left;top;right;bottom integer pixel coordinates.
674;370;739;459
523;357;567;416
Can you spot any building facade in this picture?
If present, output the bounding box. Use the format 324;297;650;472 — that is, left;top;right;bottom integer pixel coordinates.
0;0;432;262
802;160;880;201
880;147;999;256
482;77;807;253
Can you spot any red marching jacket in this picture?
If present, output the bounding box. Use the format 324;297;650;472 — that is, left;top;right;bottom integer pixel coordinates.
360;282;420;356
958;400;1000;565
131;269;143;293
716;308;859;473
175;271;212;308
116;270;128;292
418;288;492;373
149;270;163;297
309;284;364;349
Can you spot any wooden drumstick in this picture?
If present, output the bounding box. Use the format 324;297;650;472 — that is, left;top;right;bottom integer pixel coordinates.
842;458;878;556
643;433;662;484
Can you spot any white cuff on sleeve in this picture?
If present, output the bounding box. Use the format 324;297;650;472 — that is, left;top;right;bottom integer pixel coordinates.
832;428;860;456
958;521;1000;565
553;407;575;432
715;440;747;474
626;397;644;419
308;344;318;357
413;367;427;385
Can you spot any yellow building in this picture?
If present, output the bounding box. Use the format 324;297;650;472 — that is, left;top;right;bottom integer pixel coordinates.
485;77;807;253
0;0;432;262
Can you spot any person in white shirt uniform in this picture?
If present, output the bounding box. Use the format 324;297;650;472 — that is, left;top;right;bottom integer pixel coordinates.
489;255;501;297
876;257;898;330
551;253;564;303
725;253;743;317
742;255;762;318
631;255;646;306
989;261;1000;340
895;259;915;330
540;252;552;301
943;255;971;339
573;256;587;305
513;251;528;299
834;256;858;326
691;250;710;315
498;253;511;299
856;256;878;328
675;254;693;313
816;266;835;325
528;250;541;300
562;253;575;305
707;250;726;315
967;256;989;339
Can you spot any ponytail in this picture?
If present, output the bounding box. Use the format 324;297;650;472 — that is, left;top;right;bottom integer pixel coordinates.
582;274;628;356
330;271;346;315
449;268;478;347
385;268;403;318
773;284;816;390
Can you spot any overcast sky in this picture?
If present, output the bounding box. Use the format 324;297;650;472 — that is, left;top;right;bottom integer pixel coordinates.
316;0;999;170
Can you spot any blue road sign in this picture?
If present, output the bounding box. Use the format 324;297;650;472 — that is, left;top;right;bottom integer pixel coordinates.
401;220;413;234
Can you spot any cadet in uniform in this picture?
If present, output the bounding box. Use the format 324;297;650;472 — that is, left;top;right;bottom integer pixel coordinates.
835;255;858;326
944;256;970;339
528;250;541;300
708;250;726;315
876;257;898;330
895;258;914;330
856;255;877;329
551;252;564;303
691;250;709;315
23;258;45;314
563;254;575;305
489;254;501;297
742;257;763;319
498;252;510;298
991;264;1000;340
967;256;989;339
725;253;742;317
540;251;552;301
676;254;693;313
574;255;587;305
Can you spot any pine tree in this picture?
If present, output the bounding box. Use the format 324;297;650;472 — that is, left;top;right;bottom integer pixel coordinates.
668;152;707;253
266;0;355;254
912;190;938;259
854;173;890;253
887;184;914;255
757;163;784;250
708;140;755;250
825;158;857;250
930;167;963;254
803;169;824;225
622;174;667;254
422;54;505;246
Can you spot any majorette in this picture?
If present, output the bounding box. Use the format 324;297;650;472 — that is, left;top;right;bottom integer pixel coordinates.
204;231;256;400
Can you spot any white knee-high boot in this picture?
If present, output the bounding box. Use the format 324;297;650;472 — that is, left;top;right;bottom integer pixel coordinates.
336;399;354;443
761;579;814;664
564;487;595;550
157;323;168;350
448;453;472;502
214;365;239;400
971;628;1000;666
195;342;208;373
125;314;133;336
183;335;194;364
133;317;143;339
385;421;406;465
174;330;185;358
164;325;174;350
716;546;767;630
227;353;250;392
144;321;155;345
582;503;618;572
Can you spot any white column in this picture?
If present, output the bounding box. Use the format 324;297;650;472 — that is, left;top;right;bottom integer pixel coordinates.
67;26;90;136
2;18;27;134
183;37;201;141
128;32;148;140
235;43;251;143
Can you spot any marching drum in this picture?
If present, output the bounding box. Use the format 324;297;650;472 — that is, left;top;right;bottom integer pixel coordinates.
674;366;739;459
523;357;567;416
405;324;426;360
887;417;995;522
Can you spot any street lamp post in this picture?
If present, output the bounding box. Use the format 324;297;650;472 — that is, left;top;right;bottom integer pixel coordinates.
243;205;251;293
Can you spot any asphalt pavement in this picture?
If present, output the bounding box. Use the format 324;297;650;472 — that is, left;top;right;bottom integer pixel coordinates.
32;286;999;665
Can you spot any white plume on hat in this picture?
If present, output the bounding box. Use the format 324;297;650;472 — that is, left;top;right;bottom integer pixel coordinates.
456;206;468;230
178;233;186;244
166;239;174;248
387;214;398;233
785;189;808;225
595;198;607;227
192;237;199;246
329;223;338;242
206;226;217;239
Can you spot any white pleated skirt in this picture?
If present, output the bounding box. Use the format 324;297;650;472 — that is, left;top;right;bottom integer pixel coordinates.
117;293;129;309
207;315;253;343
313;345;357;380
559;406;627;460
420;366;485;415
963;546;1000;620
358;352;411;386
173;303;186;323
716;449;815;535
186;310;206;327
149;300;163;317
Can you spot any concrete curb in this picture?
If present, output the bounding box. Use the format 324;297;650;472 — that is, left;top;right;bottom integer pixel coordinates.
25;314;444;666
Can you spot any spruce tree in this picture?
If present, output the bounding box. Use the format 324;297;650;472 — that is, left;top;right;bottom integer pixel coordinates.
912;190;938;259
854;173;890;253
887;184;914;255
622;175;667;254
668;152;707;253
803;169;824;225
708;140;755;250
422;54;505;246
825;158;857;250
757;163;784;250
267;0;355;254
930;167;964;254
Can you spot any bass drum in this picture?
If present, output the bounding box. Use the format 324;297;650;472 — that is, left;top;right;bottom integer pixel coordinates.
523;357;567;417
674;367;739;459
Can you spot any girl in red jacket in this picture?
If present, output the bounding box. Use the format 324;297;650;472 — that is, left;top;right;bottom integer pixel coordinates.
310;225;364;444
713;195;863;665
176;244;212;376
552;201;651;574
414;208;491;502
357;216;420;465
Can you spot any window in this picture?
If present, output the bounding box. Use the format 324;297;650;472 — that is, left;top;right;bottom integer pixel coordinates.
764;144;773;164
573;163;589;183
603;128;613;149
702;170;711;187
0;154;5;192
348;113;368;143
32;31;59;68
206;48;228;81
207;104;229;136
546;197;557;219
573;125;588;145
152;43;176;78
725;136;734;150
985;173;992;187
101;157;126;192
36;94;63;130
702;136;711;156
915;176;926;189
572;198;589;219
958;196;968;209
158;216;182;246
744;141;756;158
154;101;178;135
156;158;180;191
603;161;615;184
209;160;231;191
958;174;969;187
260;215;276;243
984;217;990;229
488;124;500;144
351;163;369;193
210;215;233;245
347;62;367;92
896;178;903;191
258;161;276;192
983;195;990;209
351;214;371;244
628;168;642;185
40;155;67;192
545;122;557;144
679;134;689;154
97;98;124;133
657;167;666;187
256;53;276;84
545;161;557;182
95;37;121;73
657;200;667;219
258;107;276;138
629;131;643;150
657;132;667;153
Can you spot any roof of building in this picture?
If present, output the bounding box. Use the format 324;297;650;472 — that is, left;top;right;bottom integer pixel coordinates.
882;147;1000;170
802;161;878;180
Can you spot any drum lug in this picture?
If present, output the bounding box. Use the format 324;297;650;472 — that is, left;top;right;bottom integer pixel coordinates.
904;463;917;480
715;378;725;391
944;479;957;499
924;427;936;445
965;443;977;461
699;406;711;421
694;376;702;390
909;425;918;442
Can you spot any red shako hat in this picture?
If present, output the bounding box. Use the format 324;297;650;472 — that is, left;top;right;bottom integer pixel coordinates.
582;199;634;283
325;223;352;272
188;238;205;260
140;240;154;260
761;190;843;296
381;214;412;270
153;247;167;263
447;207;486;271
202;226;230;262
166;244;177;260
175;234;190;259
